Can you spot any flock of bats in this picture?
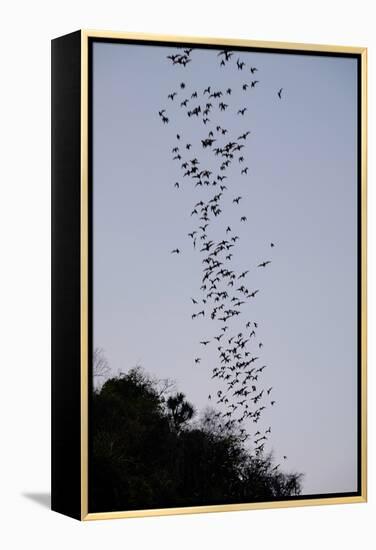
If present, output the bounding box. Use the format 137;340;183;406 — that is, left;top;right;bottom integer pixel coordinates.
158;46;286;461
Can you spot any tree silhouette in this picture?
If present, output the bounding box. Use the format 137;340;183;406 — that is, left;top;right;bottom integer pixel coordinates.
89;367;303;512
167;392;195;431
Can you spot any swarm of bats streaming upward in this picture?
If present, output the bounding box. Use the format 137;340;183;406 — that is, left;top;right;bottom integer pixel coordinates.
159;47;285;458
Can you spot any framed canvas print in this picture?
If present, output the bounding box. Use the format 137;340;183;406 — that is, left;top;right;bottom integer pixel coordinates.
51;30;367;521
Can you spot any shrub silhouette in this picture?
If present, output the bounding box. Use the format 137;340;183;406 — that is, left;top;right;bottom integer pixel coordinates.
90;367;303;512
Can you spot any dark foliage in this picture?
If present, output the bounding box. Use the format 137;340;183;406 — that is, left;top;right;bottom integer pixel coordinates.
89;368;302;512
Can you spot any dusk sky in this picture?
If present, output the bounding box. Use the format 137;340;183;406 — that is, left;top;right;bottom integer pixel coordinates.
92;41;358;496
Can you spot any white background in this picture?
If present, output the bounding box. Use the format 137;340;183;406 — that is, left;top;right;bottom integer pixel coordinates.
0;1;374;548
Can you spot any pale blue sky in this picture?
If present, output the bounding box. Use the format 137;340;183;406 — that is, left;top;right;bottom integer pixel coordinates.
92;41;358;496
